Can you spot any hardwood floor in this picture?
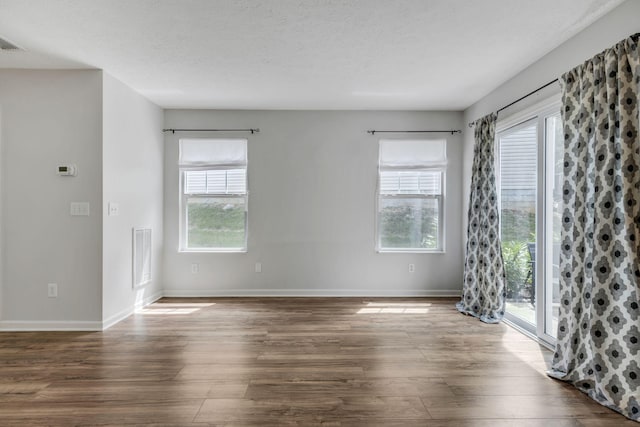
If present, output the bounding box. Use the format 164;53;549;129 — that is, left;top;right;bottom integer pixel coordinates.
0;297;635;426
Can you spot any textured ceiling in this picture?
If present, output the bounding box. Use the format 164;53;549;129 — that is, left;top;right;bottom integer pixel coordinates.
0;0;627;110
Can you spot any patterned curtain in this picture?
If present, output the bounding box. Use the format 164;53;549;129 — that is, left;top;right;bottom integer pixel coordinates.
457;113;506;323
548;33;640;421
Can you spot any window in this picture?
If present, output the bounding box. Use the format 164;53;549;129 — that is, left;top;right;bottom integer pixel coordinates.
496;96;562;347
179;138;248;252
377;139;446;252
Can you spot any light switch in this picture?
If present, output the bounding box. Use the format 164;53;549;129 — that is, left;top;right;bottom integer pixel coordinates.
70;202;90;216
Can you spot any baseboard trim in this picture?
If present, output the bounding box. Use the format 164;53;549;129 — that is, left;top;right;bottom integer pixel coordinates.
101;290;164;330
0;291;164;332
162;289;461;298
0;320;103;332
0;289;460;331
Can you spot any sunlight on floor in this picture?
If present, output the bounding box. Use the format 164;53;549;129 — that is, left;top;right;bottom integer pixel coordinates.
137;302;215;315
357;302;431;314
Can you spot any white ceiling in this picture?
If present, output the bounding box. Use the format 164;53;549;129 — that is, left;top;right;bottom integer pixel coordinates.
0;0;626;110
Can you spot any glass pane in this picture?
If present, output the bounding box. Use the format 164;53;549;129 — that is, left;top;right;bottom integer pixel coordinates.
500;122;537;327
186;197;246;249
379;197;439;250
546;114;563;338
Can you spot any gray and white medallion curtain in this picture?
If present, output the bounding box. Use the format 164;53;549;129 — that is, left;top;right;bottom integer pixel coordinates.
457;113;506;323
548;33;640;421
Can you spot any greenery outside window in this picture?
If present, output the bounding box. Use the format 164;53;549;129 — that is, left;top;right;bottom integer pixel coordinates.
179;138;248;252
377;139;446;252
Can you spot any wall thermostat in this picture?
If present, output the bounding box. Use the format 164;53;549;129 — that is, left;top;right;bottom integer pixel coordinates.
57;164;77;176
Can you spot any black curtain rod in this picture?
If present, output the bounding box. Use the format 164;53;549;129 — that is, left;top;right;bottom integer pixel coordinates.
468;78;559;127
497;78;559;113
163;128;260;134
367;130;461;135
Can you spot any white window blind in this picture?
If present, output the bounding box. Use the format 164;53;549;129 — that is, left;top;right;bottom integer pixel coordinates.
184;169;247;194
180;138;248;196
379;170;442;195
499;124;537;191
179;138;247;166
379;139;447;170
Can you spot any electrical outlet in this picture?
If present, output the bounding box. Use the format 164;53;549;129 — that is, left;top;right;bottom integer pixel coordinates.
48;283;58;298
191;263;199;274
255;262;262;273
108;202;120;216
408;263;415;273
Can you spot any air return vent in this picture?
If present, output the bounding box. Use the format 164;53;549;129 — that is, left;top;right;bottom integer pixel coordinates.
0;36;23;51
133;227;152;288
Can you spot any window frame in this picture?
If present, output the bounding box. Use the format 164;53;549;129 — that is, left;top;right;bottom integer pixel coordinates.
376;140;447;253
178;140;248;253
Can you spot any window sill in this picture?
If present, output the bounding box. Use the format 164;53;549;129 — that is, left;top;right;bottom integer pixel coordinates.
377;249;445;254
179;248;247;254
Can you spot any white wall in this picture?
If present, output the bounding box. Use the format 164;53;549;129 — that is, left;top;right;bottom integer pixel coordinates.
0;70;103;328
164;110;464;296
102;73;164;326
461;0;640;239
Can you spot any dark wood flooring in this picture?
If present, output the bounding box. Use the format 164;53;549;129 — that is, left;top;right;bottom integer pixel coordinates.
0;297;636;426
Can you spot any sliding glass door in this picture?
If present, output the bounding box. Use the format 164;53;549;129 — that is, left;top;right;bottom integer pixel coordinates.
497;102;562;345
499;119;538;328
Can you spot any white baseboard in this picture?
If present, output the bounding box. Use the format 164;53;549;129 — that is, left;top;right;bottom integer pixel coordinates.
0;290;163;332
0;320;103;332
101;290;163;330
162;289;461;298
0;289;460;331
